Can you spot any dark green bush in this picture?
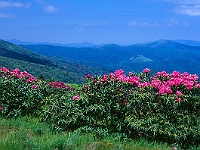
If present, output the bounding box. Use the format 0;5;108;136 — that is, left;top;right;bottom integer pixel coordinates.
79;70;200;149
1;67;199;149
0;76;44;117
39;89;85;131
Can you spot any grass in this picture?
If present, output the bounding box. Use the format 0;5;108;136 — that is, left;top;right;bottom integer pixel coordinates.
0;116;199;150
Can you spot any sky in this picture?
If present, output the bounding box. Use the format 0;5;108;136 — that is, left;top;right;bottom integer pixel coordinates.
0;0;200;45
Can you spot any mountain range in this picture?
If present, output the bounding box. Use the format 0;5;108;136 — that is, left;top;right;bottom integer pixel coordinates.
20;39;200;76
0;39;110;83
1;39;200;83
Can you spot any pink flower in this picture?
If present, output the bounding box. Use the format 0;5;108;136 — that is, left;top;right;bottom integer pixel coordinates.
26;77;37;83
86;74;92;78
176;91;182;97
0;67;9;73
158;86;172;95
156;71;168;78
0;106;3;111
173;146;178;150
10;68;20;75
73;95;80;101
195;83;200;88
114;69;124;76
176;97;182;102
138;82;151;87
31;85;39;89
101;75;108;82
143;68;150;73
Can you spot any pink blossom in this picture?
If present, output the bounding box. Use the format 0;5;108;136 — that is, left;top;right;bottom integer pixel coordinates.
114;69;124;76
0;67;9;73
176;97;182;102
86;74;92;78
195;83;200;88
26;76;37;83
0;106;3;111
156;71;168;78
176;91;182;97
73;95;80;101
143;68;150;73
101;75;108;82
171;71;181;78
10;68;20;75
138;82;151;87
31;85;39;89
128;76;140;85
151;79;162;88
173;146;178;150
129;72;133;75
158;86;172;95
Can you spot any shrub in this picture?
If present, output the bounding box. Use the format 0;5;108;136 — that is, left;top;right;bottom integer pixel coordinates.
39;88;85;132
1;66;199;149
80;69;200;148
0;67;44;117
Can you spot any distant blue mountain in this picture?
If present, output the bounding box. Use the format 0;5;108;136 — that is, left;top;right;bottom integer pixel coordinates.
173;39;200;46
7;39;98;48
21;39;200;76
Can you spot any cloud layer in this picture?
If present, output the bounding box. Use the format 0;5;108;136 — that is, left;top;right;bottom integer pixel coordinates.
175;5;200;16
165;0;200;16
36;0;58;13
0;1;29;9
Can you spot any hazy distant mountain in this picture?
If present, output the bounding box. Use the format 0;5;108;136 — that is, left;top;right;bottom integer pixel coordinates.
7;39;97;48
173;40;200;46
0;39;110;83
21;39;200;76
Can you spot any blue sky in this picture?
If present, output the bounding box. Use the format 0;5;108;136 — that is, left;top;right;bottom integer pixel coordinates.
0;0;200;44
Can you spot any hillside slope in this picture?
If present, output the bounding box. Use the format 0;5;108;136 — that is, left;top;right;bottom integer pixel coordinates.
0;40;110;83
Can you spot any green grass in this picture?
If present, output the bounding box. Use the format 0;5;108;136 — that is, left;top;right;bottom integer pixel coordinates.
0;116;199;150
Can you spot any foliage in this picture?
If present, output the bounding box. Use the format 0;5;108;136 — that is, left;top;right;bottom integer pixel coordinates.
0;67;77;118
0;66;199;149
80;69;200;149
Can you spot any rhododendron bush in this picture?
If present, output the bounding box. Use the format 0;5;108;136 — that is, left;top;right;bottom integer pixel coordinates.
80;68;200;148
0;67;77;118
0;67;199;148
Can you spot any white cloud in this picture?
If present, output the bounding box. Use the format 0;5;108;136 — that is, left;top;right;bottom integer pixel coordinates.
44;5;58;13
165;0;200;4
0;1;29;9
175;5;200;16
82;22;107;26
36;0;58;13
167;18;179;26
0;12;15;18
75;28;84;31
128;19;188;27
163;0;200;16
128;21;158;27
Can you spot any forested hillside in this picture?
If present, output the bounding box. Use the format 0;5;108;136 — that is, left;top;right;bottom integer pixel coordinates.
0;40;110;83
21;40;200;75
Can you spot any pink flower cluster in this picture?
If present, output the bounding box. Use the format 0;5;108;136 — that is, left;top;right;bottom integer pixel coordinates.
86;69;200;102
149;70;200;102
0;67;38;83
73;95;80;101
108;69;141;85
86;69;141;86
48;81;75;90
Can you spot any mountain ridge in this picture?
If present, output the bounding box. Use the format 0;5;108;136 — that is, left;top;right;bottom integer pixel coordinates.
0;39;111;83
20;40;200;76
